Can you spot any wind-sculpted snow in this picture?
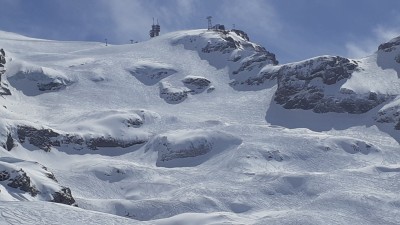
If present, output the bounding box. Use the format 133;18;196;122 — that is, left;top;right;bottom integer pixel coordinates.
7;61;73;96
145;129;242;167
128;61;177;86
1;29;400;224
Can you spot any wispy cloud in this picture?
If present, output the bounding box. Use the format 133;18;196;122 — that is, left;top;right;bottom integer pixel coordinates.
219;0;282;36
100;0;200;43
346;25;400;58
101;0;282;43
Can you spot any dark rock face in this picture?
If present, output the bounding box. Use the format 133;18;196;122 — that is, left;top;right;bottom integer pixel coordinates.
5;133;14;151
0;48;10;96
7;169;40;197
159;140;212;162
231;29;250;41
41;166;58;182
233;52;278;75
375;103;400;130
16;125;147;151
309;93;388;114
0;161;76;206
159;82;190;104
259;55;388;114
182;76;211;94
378;37;400;52
201;30;278;67
0;86;11;95
176;30;278;87
37;82;69;92
52;187;76;205
86;136;146;150
0;48;5;83
128;66;177;86
0;170;10;181
202;35;237;54
17;126;60;152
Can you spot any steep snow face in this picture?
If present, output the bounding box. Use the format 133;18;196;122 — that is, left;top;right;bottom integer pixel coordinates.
1;29;400;225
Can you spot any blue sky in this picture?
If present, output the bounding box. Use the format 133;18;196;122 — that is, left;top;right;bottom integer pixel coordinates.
1;0;400;63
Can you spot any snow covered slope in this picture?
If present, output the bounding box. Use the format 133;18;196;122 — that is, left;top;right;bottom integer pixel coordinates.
0;29;400;224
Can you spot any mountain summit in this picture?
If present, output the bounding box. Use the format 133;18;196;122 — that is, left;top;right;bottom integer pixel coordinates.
0;29;400;224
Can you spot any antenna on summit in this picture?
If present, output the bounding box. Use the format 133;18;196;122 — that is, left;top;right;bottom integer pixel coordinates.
149;17;161;38
207;16;212;30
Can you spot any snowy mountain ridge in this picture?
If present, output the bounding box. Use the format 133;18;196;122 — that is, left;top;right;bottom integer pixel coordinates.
0;29;400;224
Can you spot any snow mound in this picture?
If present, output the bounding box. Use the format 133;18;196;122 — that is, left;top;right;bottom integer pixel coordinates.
145;129;242;167
322;136;380;155
0;157;75;205
7;61;73;96
61;109;160;133
128;61;177;86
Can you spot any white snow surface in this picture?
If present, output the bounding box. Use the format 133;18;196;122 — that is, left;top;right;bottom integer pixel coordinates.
0;29;400;225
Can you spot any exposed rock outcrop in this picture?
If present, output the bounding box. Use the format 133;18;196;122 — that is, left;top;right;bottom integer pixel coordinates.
0;48;11;95
173;29;278;88
272;56;391;113
128;61;177;86
85;135;146;150
240;55;388;114
17;126;60;152
200;30;278;74
5;133;14;151
375;100;400;130
7;169;40;197
0;48;5;81
16;125;147;151
52;187;76;205
159;81;190;104
0;159;76;205
378;37;400;52
182;76;211;94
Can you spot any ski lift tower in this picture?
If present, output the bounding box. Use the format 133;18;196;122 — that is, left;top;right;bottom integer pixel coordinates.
150;18;161;38
207;16;212;30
